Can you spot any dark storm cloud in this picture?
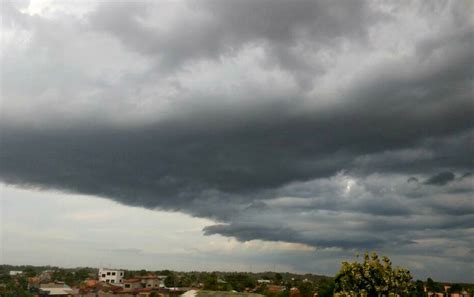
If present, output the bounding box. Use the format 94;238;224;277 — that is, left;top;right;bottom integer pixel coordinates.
88;0;380;80
203;223;385;249
424;171;456;186
1;0;474;278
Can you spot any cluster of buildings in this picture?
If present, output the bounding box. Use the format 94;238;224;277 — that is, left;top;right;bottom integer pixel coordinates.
426;286;471;297
98;268;166;289
23;268;169;297
20;268;271;297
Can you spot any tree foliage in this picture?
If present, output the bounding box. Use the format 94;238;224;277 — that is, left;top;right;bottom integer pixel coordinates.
318;279;335;297
335;252;413;297
448;284;463;293
426;278;444;293
225;273;256;292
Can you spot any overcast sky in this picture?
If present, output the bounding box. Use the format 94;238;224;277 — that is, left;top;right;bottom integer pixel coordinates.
1;0;473;282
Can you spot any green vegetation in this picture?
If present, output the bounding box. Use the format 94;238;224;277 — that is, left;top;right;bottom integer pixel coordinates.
2;263;474;297
334;252;414;297
426;277;444;293
225;273;257;292
0;274;34;297
318;279;336;297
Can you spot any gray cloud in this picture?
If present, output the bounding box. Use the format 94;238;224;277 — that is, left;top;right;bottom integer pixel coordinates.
1;0;473;281
203;223;385;250
88;0;381;82
424;171;456;186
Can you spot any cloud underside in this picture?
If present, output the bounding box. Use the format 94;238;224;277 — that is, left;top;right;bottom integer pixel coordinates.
1;0;473;268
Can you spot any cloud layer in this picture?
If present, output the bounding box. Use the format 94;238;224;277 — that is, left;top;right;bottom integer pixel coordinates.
1;0;473;281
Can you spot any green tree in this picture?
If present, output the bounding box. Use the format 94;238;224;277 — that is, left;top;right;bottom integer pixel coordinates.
275;273;283;284
64;272;75;286
177;275;193;287
426;278;443;293
0;276;34;297
410;279;426;297
74;268;90;282
225;273;256;292
23;267;36;277
164;273;177;287
298;281;315;297
335;252;414;297
448;284;463;293
139;269;148;276
317;279;335;297
203;274;221;291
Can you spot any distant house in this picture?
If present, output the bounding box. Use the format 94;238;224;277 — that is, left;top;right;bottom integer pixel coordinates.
27;276;40;290
122;278;143;290
98;268;124;285
77;280;122;296
157;275;167;288
450;292;471;297
39;270;53;283
181;290;264;297
137;275;163;289
266;285;286;294
427;293;444;297
257;280;271;284
9;270;22;276
39;282;73;296
289;287;301;297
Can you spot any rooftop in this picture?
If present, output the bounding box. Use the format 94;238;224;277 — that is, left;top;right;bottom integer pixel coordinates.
182;290;264;297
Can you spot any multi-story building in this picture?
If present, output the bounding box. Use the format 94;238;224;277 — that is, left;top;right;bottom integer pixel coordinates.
98;268;124;284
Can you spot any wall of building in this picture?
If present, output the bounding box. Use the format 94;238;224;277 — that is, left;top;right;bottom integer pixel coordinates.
98;268;124;285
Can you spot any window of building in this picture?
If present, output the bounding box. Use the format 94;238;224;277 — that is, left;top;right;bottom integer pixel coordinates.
120;279;123;282
112;272;116;276
120;272;123;276
102;274;106;277
125;284;131;288
111;280;115;283
106;280;110;283
107;272;111;275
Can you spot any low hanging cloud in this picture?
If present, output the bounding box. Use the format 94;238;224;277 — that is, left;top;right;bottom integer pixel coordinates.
1;0;473;280
424;171;455;186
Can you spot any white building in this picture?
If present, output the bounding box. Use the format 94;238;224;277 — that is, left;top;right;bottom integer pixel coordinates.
98;268;124;284
9;271;23;276
257;279;271;284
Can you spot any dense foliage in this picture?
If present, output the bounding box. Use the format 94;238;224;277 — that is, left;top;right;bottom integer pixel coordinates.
0;274;34;297
335;252;413;297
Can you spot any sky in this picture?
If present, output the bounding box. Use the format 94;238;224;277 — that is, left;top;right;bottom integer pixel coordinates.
0;0;473;282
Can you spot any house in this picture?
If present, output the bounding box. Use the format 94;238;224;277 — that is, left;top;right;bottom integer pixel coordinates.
9;270;23;276
39;282;73;296
39;270;54;283
266;285;286;294
427;293;445;297
122;278;143;290
450;292;471;297
289;287;301;297
257;280;271;284
78;280;122;296
181;290;264;297
137;275;162;289
99;268;125;285
28;276;40;290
